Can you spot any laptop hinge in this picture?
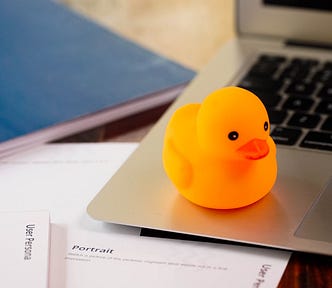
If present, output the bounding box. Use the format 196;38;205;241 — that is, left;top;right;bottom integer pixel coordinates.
285;39;332;51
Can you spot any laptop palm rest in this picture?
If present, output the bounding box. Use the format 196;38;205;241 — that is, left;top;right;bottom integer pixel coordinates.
295;178;332;243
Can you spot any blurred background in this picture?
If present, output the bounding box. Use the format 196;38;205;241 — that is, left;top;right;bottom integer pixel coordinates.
61;0;235;71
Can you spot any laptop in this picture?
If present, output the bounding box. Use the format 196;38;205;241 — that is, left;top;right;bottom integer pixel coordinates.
88;0;332;255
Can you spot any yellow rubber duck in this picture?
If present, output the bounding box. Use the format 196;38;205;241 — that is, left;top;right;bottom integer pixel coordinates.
162;86;277;209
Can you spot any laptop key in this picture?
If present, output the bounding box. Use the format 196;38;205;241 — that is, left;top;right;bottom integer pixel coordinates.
291;58;319;67
279;58;318;81
253;91;281;108
285;82;316;97
324;61;332;69
268;109;288;124
258;54;286;63
315;99;332;114
312;68;332;84
279;66;309;81
300;131;332;151
248;55;285;76
287;113;321;129
271;127;302;145
321;116;332;131
317;86;332;98
283;96;314;111
238;75;283;93
249;62;279;77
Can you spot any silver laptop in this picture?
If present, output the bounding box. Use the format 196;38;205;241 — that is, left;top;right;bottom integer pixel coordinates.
88;0;332;255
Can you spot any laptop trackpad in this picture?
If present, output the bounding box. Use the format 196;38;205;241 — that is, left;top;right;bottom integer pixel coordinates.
295;178;332;243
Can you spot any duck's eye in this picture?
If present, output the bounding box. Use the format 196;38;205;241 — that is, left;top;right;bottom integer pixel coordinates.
228;131;239;141
264;121;269;131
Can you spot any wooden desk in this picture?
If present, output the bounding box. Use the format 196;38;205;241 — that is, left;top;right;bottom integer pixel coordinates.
58;1;332;286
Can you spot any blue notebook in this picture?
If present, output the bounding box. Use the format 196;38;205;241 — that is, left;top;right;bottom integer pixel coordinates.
0;0;195;156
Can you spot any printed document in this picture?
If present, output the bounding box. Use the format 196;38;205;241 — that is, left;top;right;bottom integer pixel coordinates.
50;225;290;288
0;211;50;288
0;143;291;287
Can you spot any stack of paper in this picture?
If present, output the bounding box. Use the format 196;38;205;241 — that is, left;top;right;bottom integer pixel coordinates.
0;144;291;287
1;211;50;288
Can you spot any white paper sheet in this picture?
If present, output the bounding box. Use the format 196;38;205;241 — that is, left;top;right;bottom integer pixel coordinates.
0;143;139;234
0;143;291;287
0;210;50;288
50;225;290;288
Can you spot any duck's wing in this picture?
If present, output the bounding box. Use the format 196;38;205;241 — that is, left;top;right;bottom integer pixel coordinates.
162;139;192;189
162;104;201;189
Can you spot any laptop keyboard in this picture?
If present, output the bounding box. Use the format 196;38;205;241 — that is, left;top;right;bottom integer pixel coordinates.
237;54;332;152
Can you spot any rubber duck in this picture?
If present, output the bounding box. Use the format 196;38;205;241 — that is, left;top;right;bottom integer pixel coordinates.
162;86;277;209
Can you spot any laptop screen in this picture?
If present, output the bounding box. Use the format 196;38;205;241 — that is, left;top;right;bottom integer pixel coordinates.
264;0;332;11
238;0;332;44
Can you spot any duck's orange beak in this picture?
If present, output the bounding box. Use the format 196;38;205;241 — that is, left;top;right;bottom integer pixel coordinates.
237;138;269;160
